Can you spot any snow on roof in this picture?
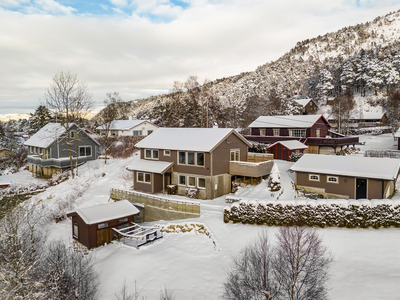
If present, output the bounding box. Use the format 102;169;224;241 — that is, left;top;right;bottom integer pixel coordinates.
96;120;155;131
75;200;139;225
24;123;70;148
395;128;400;138
268;140;308;150
349;110;386;120
248;114;329;128
294;98;317;107
290;154;400;180
135;128;251;152
126;159;173;174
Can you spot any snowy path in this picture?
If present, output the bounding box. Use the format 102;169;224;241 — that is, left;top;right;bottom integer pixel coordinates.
274;160;295;200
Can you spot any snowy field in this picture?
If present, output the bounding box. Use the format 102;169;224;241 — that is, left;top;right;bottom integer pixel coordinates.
2;134;400;299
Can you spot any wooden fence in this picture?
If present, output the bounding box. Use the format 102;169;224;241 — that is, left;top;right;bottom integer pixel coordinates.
110;188;201;215
364;150;400;159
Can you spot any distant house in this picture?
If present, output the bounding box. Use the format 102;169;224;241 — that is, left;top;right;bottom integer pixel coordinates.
127;128;273;199
24;123;100;178
328;110;387;129
67;200;140;249
96;120;159;137
267;140;307;161
294;98;318;114
246;114;359;154
290;154;400;199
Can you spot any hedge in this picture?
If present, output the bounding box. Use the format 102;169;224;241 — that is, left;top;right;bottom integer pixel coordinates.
223;199;400;228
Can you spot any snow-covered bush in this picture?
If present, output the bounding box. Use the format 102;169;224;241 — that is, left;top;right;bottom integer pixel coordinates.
48;171;70;186
166;184;177;195
223;199;400;228
268;164;281;191
185;187;198;198
289;152;304;162
248;142;268;153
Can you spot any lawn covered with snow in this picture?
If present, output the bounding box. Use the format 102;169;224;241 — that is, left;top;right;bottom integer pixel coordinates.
3;134;400;299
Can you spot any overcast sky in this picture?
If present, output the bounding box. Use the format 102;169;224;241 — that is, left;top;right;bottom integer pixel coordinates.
1;0;400;115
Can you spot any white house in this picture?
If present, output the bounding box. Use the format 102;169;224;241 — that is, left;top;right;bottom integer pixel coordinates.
96;120;159;137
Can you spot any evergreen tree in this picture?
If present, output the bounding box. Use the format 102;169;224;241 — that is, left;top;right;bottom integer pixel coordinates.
29;105;52;134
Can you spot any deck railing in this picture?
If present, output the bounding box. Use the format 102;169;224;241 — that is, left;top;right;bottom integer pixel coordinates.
110;188;201;215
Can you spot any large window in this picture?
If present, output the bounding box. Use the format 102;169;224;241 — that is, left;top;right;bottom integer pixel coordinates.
230;149;240;161
133;130;142;136
178;151;205;166
145;149;159;160
273;129;280;136
79;146;92;157
289;129;306;138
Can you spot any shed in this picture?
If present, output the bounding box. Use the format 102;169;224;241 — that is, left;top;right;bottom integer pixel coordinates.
67;200;140;249
290;154;400;199
268;140;308;161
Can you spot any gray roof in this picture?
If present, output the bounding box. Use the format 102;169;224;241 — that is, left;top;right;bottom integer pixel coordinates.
249;114;329;129
290;154;400;180
268;140;308;150
135;128;251;152
96;120;157;131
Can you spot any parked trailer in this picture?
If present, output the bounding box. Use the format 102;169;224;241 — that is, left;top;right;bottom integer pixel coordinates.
112;223;163;248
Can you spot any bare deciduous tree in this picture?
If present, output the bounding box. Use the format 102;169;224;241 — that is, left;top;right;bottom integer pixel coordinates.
223;227;332;300
43;71;93;178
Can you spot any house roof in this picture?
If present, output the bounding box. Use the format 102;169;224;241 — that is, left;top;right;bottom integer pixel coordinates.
395;128;400;138
24;122;100;148
290;154;400;181
294;98;317;107
96;120;157;131
349;111;386;121
248;114;330;129
135;128;251;152
268;140;308;150
75;200;140;225
126;159;173;174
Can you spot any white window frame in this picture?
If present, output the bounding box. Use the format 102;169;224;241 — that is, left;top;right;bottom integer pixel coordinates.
133;130;142;136
98;222;108;229
273;129;280;136
196;152;205;166
309;174;320;181
187;152;195;165
260;129;266;136
327;176;339;183
289;129;306;138
164;150;171;156
230;149;240;161
178;151;186;165
315;128;321;137
144;149;159;160
73;224;79;238
79;146;92;157
197;177;206;189
177;151;205;167
137;172;151;184
178;175;186;186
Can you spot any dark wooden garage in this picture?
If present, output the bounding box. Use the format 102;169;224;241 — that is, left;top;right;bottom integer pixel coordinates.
68;200;140;249
268;140;308;161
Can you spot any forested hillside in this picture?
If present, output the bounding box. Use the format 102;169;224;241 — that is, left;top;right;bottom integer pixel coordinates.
98;10;400;129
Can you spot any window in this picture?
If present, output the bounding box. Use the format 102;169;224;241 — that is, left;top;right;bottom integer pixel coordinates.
188;176;196;187
70;131;76;138
309;174;320;181
289;129;306;137
145;173;151;183
260;129;266;136
196;153;204;166
187;152;195;165
198;178;206;189
230;149;240;161
137;172;144;182
178;151;186;164
145;149;158;160
148;130;153;135
178;175;186;186
98;222;108;229
164;150;170;156
273;129;280;136
73;224;79;238
133;130;142;136
119;218;128;224
327;176;338;183
79;146;92;157
315;129;321;137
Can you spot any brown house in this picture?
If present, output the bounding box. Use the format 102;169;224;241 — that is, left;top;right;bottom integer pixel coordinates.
67;200;139;249
246;114;359;154
290;154;400;199
294;99;319;114
127;128;274;199
267;140;307;161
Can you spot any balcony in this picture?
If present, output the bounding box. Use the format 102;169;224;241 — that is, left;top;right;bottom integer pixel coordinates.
230;160;274;177
27;155;91;169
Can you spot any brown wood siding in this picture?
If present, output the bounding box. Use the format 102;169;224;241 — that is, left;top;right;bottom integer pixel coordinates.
212;133;248;175
134;171;153;193
368;179;383;199
153;173;164;193
296;172;355;198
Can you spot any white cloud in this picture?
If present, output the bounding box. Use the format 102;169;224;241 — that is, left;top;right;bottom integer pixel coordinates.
1;0;400;113
34;0;75;14
110;0;128;8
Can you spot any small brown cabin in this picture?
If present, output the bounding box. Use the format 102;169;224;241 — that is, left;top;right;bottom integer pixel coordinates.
267;140;307;161
67;200;140;249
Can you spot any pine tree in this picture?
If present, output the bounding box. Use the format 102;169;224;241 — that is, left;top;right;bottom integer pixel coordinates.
29;105;53;134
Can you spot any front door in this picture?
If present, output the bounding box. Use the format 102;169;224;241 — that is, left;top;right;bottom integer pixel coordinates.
356;178;367;199
97;228;111;247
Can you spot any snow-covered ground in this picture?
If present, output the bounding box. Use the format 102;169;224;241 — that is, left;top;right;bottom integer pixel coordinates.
2;134;400;299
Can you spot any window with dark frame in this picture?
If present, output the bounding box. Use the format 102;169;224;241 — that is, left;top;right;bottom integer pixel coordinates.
188;176;196;187
196;153;204;166
187;152;195;165
198;178;206;189
178;151;186;164
79;146;92;157
179;175;186;185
